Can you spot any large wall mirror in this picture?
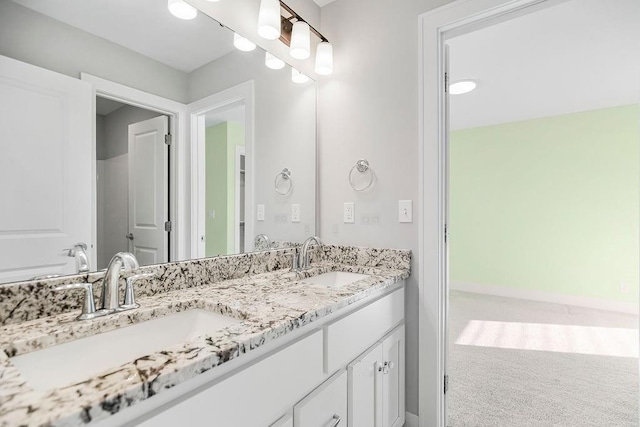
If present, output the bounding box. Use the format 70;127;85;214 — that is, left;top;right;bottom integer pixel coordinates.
0;0;316;284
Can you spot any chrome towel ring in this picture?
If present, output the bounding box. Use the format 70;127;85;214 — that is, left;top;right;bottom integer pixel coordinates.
349;159;374;191
275;168;293;195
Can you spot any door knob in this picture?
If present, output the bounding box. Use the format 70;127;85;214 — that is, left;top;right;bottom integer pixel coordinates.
125;233;134;240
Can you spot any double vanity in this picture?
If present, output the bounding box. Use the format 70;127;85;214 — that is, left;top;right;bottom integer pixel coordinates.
0;245;410;427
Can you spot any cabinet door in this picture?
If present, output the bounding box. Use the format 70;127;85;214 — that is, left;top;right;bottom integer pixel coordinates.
294;370;347;427
381;325;405;427
348;342;383;427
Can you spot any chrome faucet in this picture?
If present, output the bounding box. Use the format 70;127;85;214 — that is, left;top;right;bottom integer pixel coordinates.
254;233;272;251
101;252;139;311
65;242;90;274
298;236;322;270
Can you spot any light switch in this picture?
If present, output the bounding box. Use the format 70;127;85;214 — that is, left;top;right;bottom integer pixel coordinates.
398;200;412;223
257;204;265;221
291;204;300;223
344;202;355;223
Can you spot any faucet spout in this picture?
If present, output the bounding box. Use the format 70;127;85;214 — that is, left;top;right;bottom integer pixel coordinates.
100;252;139;311
299;236;322;270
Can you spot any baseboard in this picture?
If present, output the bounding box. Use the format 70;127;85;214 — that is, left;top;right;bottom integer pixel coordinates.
404;411;419;427
451;281;639;315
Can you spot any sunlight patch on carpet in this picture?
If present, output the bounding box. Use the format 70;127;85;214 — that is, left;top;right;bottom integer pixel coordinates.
455;320;639;357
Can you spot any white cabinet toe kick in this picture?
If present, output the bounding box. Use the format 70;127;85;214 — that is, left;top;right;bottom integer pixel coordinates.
103;284;405;427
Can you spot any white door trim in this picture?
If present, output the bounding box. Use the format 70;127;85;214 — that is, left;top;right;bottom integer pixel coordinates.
80;73;189;262
188;80;255;259
418;0;569;425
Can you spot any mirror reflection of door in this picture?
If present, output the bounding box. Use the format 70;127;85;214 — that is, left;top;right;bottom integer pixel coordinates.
204;104;246;257
95;97;170;269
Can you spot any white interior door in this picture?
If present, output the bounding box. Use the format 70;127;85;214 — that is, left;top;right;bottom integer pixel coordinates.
128;115;169;266
0;55;92;283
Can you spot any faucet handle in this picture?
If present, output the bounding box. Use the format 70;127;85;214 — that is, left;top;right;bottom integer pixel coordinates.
53;283;97;321
120;273;153;309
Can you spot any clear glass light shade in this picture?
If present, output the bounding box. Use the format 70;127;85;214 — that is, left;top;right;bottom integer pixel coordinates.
265;52;285;70
450;80;477;95
291;68;309;84
314;42;333;75
258;0;281;40
167;0;198;20
290;21;310;59
234;33;256;52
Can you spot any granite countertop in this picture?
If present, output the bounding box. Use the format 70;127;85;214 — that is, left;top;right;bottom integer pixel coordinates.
0;259;409;427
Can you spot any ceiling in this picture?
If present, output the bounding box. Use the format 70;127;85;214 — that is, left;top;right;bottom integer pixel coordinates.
96;97;125;116
447;0;640;130
312;0;339;7
205;105;245;127
11;0;236;73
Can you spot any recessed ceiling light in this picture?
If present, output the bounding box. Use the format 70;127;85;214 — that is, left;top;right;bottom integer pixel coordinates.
450;80;477;95
234;33;257;52
167;0;198;20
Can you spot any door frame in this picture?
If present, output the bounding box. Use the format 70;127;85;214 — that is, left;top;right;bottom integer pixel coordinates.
235;145;246;254
188;80;255;258
81;73;188;263
417;0;570;425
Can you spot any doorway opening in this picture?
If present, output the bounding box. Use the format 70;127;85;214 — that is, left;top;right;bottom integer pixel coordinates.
95;96;171;269
419;0;640;425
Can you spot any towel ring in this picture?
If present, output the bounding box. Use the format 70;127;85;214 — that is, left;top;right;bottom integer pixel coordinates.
274;168;293;195
349;159;374;191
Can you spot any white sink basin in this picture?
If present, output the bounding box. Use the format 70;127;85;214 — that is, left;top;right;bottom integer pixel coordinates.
301;271;370;288
10;309;241;391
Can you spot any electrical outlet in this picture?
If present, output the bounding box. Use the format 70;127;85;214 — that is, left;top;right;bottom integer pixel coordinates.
344;202;355;223
291;204;300;223
398;200;413;223
257;204;265;221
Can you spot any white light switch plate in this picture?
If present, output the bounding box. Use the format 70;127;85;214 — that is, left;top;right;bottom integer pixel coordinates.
344;202;355;223
257;204;265;221
398;200;412;223
291;204;300;223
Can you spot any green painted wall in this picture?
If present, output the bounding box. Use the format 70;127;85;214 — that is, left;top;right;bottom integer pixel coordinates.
205;122;245;257
450;104;640;303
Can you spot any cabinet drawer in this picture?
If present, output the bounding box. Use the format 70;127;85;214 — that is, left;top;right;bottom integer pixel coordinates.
324;288;404;373
138;331;324;427
294;369;347;427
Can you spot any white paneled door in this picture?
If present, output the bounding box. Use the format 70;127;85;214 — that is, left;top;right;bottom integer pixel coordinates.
127;116;169;266
0;55;92;283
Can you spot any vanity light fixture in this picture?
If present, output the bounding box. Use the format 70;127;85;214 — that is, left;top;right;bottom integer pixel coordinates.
167;0;198;20
450;80;477;95
290;21;311;59
291;68;309;84
265;52;285;70
315;42;333;75
258;0;282;40
259;1;333;75
234;33;257;52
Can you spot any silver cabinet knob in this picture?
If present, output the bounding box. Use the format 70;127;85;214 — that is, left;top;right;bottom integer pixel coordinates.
125;233;134;240
378;361;395;374
329;414;341;427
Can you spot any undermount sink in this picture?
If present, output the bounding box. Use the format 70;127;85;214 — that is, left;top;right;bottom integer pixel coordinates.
10;309;241;391
301;271;370;288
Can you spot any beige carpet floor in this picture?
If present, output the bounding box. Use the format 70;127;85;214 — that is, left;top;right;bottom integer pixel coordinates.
448;291;639;426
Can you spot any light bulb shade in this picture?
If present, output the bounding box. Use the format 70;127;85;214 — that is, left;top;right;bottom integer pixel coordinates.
258;0;281;40
167;0;198;20
290;21;311;59
450;80;477;95
234;33;256;52
265;52;285;70
291;68;309;84
315;42;333;75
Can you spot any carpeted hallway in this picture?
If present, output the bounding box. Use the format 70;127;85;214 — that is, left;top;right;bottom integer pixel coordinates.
447;291;639;426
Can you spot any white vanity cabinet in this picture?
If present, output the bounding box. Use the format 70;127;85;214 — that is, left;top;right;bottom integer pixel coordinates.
116;286;405;427
348;325;405;427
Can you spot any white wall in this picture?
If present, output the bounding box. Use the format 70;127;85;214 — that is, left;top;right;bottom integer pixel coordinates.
0;1;189;103
190;50;317;246
318;0;455;419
